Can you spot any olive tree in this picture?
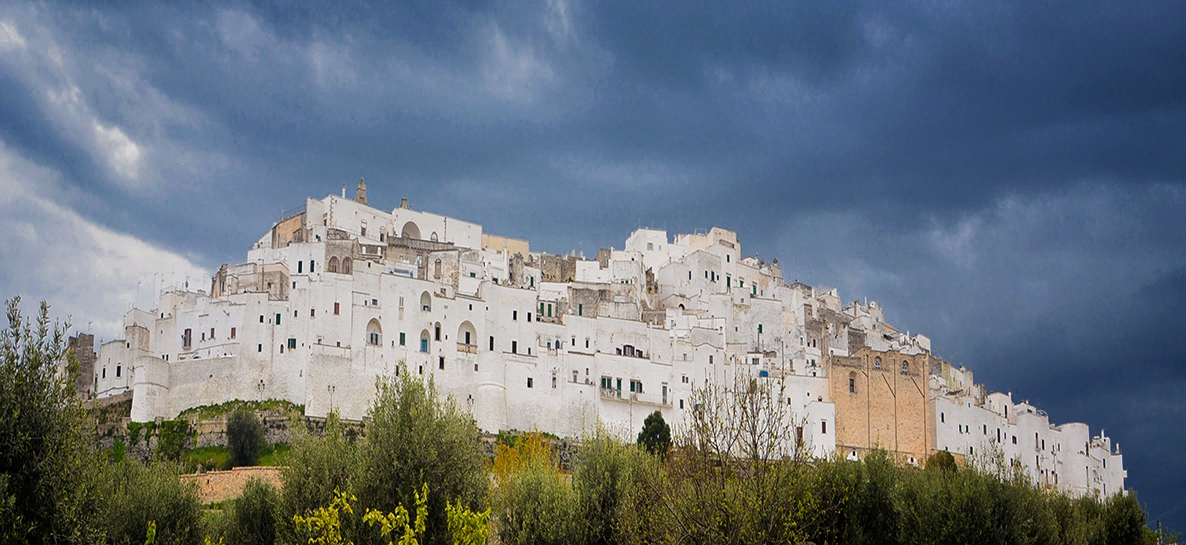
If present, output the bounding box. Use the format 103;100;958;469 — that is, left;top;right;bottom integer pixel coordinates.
0;297;105;544
355;364;487;545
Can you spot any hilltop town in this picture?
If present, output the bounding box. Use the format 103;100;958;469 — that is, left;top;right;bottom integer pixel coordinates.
76;180;1126;498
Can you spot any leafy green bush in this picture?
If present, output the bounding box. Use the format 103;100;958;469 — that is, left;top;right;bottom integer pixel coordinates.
157;420;193;462
490;433;579;544
278;411;359;544
226;477;279;545
227;410;265;468
103;460;204;545
355;364;487;545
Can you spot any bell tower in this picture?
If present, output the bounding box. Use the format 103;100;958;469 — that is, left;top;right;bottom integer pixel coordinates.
355;177;367;205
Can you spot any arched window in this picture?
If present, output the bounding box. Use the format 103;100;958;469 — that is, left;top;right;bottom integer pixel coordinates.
420;330;431;353
342;257;353;275
434;259;442;279
874;357;881;370
430;232;439;242
458;321;476;346
420;292;432;312
434;322;442;341
328;256;340;273
366;319;382;346
900;361;909;375
848;371;857;393
401;221;420;240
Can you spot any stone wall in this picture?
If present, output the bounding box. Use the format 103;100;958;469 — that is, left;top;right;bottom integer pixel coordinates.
830;347;932;465
182;467;284;504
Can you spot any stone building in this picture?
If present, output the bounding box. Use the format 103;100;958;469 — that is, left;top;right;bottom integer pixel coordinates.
90;182;1125;498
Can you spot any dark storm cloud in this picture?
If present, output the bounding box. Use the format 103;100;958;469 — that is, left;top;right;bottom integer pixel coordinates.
1;0;1184;528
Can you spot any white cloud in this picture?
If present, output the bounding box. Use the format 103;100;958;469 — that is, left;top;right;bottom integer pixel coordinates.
0;141;207;339
0;19;26;51
482;23;555;103
92;120;143;181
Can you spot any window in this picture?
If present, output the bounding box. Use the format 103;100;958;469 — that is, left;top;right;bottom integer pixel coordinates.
420;331;430;353
260;315;264;323
434;324;441;341
527;377;534;388
900;362;909;374
275;313;281;325
201;332;206;342
822;420;827;434
211;327;215;339
1012;436;1017;445
257;344;262;352
294;310;299;317
874;357;881;370
758;324;763;334
311;309;315;318
585;338;590;348
680;399;684;409
490;336;495;351
630;380;643;393
941;412;945;423
288;338;297;349
849;377;855;393
182;328;192;349
439;357;445;370
334;302;340;315
116;365;121;378
709;355;713;364
102;368;105;379
399;332;406;346
578;304;583;316
310;260;315;272
527;313;532;322
552;376;557;389
230;327;236;339
298;261;303;273
513;310;518;321
511;341;518;354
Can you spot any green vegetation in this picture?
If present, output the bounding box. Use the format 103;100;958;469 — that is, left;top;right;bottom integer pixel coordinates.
0;297;106;544
178;399;303;420
228;410;266;468
636;410;671;457
102;460;204;545
355;364;488;545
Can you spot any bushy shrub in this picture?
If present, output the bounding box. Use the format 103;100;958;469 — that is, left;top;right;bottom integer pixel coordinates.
355;365;487;545
227;410;265;468
103;460;203;545
490;433;579;545
227;477;279;545
278;411;358;544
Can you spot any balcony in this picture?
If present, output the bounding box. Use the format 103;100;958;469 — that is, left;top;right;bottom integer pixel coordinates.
599;388;671;407
456;343;477;354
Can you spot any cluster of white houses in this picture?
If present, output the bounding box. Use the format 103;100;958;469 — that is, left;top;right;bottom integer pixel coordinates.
85;181;1126;498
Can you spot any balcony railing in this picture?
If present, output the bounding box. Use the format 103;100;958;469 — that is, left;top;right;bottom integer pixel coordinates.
456;343;477;354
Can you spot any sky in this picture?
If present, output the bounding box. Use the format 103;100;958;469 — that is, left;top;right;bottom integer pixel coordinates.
1;0;1183;529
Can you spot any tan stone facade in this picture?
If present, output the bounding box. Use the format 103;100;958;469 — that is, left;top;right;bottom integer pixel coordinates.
830;348;934;464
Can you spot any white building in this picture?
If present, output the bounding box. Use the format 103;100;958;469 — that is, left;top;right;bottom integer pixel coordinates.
92;182;1123;496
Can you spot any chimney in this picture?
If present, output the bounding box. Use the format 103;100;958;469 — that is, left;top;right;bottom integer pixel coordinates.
400;198;409;209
